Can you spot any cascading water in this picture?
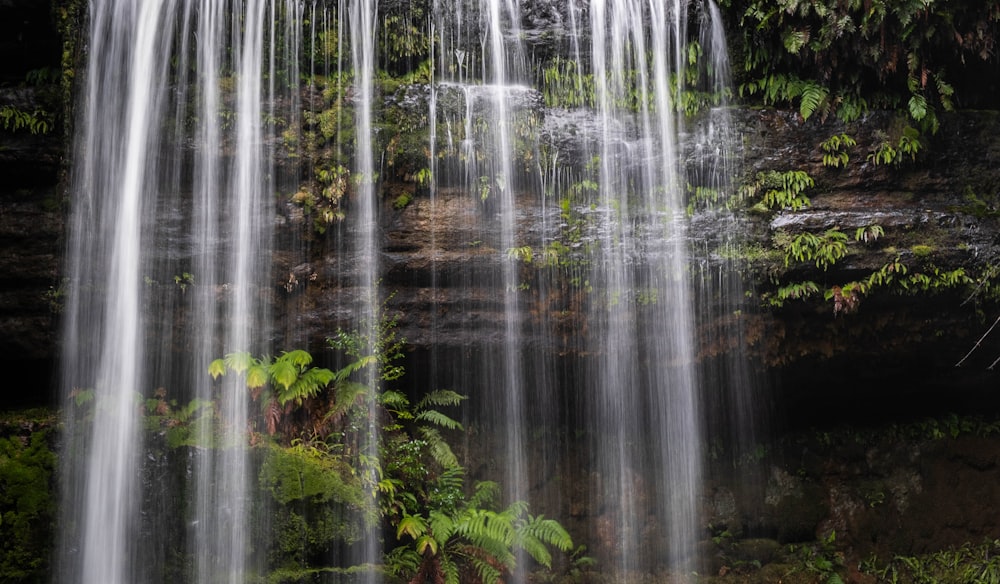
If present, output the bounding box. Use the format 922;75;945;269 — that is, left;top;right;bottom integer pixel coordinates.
57;0;747;581
348;0;382;576
425;0;736;575
59;1;299;581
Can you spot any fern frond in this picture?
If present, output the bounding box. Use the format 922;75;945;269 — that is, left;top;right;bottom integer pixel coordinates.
397;514;428;540
333;355;378;381
416;409;464;431
224;351;254;373
908;93;927;121
270;359;298;390
520;515;574;552
280;349;313;368
416;534;438;556
468;554;503;584
799;82;829;121
381;389;411;410
469;480;501;509
439;554;460;584
300;366;335;390
419;427;459;468
416;389;466;409
505;501;531;521
428;510;456;542
208;358;226;380
321;381;368;424
246;362;269;389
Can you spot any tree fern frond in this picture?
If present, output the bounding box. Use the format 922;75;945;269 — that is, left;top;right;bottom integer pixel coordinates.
224;351;254;373
439;554;460;584
416;534;438;556
300;366;335;390
509;514;574;568
468;554;503;584
908;93;928;121
333;355;378;382
397;514;428;542
416;389;466;409
428;510;456;542
270;358;298;390
280;349;313;368
436;465;465;491
416;409;464;431
246;362;269;389
469;480;501;509
208;358;226;380
419;427;460;468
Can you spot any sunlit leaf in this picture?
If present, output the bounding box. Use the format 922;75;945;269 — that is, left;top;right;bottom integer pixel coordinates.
270;359;297;390
224;352;253;374
208;359;226;380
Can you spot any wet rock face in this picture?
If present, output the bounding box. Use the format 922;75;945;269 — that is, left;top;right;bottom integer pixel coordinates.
275;108;1000;408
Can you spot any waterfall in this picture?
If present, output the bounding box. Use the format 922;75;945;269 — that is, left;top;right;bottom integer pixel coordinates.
348;0;382;576
425;0;739;575
56;0;745;581
59;1;299;581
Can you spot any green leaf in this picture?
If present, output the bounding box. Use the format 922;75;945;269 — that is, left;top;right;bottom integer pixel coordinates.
208;359;226;380
416;389;466;410
224;352;254;374
280;349;313;368
246;363;269;389
908;94;927;121
419;427;460;468
800;83;828;121
333;355;378;382
396;514;427;540
416;409;464;431
270;359;298;390
416;535;438;556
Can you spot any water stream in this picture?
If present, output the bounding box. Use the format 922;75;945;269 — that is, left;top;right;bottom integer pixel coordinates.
58;0;745;581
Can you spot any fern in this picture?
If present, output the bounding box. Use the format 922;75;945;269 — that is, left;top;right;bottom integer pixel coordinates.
820;133;857;168
515;515;574;568
415;409;463;431
224;351;254;373
418;426;459;468
799;82;829;121
417;389;466;409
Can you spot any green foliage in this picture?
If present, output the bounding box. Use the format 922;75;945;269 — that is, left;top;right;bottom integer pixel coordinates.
861;539;1000;584
541;57;596;109
385;466;573;584
867;126;923;166
855;224;884;244
739;74;830;120
820;133;856;168
768;280;820;306
783;228;848;270
260;443;371;570
793;531;846;584
734;0;999;130
143;389;216;448
377;2;430;74
393;192;413;210
742;170;814;211
0;429;56;582
210;350;340;408
0;106;54;135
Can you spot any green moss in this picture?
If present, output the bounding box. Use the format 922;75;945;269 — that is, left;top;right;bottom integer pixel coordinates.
0;426;56;583
911;244;934;258
260;444;372;570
